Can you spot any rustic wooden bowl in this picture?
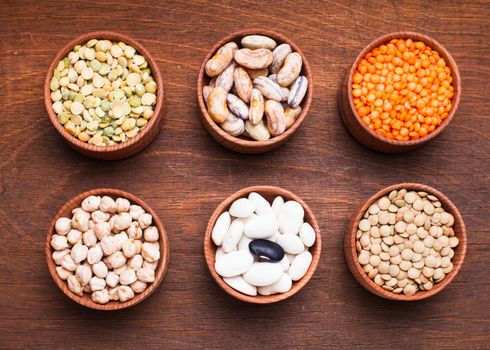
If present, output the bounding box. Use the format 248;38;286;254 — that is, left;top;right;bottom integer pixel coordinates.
339;32;461;153
46;188;170;310
44;31;166;160
204;185;321;303
344;183;467;301
197;29;313;154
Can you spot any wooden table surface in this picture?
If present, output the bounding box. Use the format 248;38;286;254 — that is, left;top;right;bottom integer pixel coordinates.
1;0;489;349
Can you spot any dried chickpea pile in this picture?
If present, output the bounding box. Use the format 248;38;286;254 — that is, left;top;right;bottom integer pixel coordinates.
51;195;161;304
352;38;454;141
356;189;459;296
49;39;157;146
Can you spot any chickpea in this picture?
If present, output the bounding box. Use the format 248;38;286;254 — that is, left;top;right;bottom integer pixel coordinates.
136;267;155;283
67;229;82;245
55;217;71;235
56;266;72;280
106;271;119;288
114;213;132;231
91;210;110;223
52;249;70;265
128;254;143;270
50;194;162;305
142;242;160;263
143;226;159;242
94;222;111;240
138;213;152;229
51;234;69;251
119;269;137;285
75;265;92;286
81;195;101;212
91;289;109;304
118;285;135;302
100;196;117;213
71;243;88;264
92;261;109;279
87;245;103;265
129;205;145;221
67;275;84;296
116;197;130;213
89;276;106;291
130;280;147;294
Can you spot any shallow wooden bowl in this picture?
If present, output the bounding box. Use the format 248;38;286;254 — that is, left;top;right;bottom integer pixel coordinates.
204;185;321;303
44;31;166;160
46;188;170;310
197;29;313;154
339;32;461;153
344;183;467;301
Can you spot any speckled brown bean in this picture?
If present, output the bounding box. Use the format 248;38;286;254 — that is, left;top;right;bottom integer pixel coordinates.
224;41;239;54
233;67;253;103
207;87;229;123
221;112;245;136
253;76;283;102
271;43;292;74
265;100;286;136
205;43;235;77
248;88;265;125
203;86;213;103
241;35;277;50
234;48;273;70
245;120;270;141
246;67;269;80
227;93;249;120
284;106;301;129
215;62;236;92
288;76;308;108
277;52;302;87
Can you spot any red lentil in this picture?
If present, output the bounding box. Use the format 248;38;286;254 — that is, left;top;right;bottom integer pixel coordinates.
352;38;454;141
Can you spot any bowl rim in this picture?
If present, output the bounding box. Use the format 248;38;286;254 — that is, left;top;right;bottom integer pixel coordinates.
197;28;313;151
346;31;461;146
44;31;165;155
45;188;170;310
345;182;467;301
203;185;321;304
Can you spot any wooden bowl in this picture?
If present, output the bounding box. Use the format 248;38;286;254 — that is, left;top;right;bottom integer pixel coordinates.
46;188;170;310
344;183;467;301
339;32;461;153
197;29;313;154
44;31;166;160
204;185;321;303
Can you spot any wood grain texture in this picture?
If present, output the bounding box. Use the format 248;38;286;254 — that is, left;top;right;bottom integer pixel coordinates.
0;0;489;349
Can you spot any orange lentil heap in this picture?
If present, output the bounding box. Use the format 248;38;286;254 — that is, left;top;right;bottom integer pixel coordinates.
352;38;454;141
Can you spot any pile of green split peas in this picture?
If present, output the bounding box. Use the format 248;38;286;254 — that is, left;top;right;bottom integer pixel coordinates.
49;39;157;146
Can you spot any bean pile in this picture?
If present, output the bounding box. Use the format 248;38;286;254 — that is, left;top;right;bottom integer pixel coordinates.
51;195;161;304
356;189;459;296
50;39;157;146
203;35;308;141
212;192;315;296
352;38;454;141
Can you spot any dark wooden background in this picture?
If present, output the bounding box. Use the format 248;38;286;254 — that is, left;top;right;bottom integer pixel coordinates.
1;0;489;349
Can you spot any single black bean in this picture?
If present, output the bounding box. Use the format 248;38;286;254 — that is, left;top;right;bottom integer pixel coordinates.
249;239;284;262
